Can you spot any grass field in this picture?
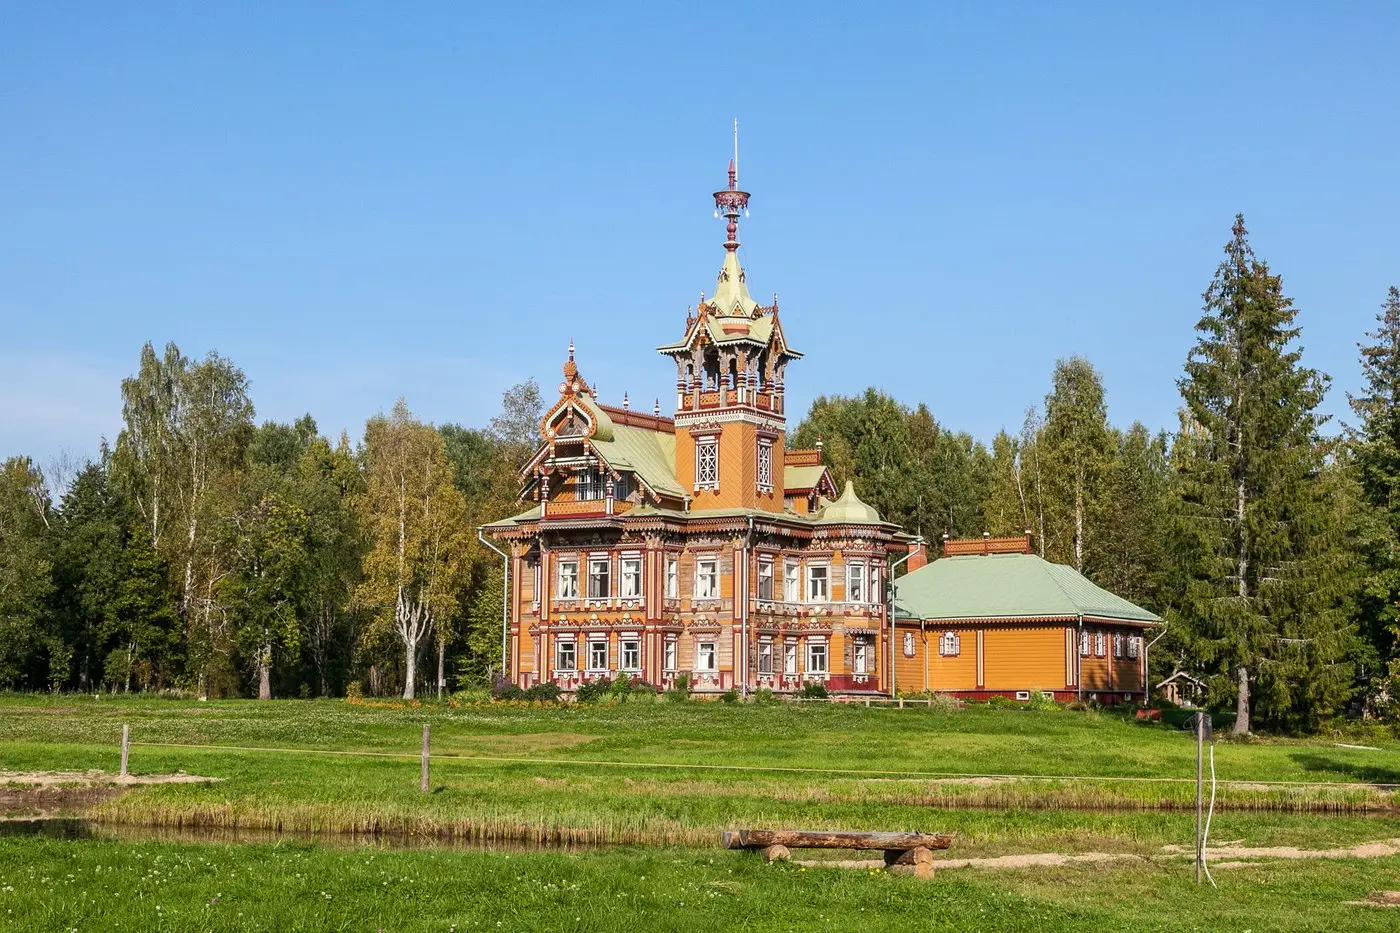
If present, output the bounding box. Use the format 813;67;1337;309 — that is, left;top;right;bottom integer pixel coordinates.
3;695;1400;931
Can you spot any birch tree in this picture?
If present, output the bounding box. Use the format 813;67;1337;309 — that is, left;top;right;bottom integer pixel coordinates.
1041;356;1113;573
356;400;468;699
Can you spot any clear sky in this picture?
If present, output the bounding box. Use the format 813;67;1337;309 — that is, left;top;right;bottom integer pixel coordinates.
4;3;1398;468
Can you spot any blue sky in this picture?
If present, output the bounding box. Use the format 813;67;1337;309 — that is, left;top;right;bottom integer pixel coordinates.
4;3;1399;468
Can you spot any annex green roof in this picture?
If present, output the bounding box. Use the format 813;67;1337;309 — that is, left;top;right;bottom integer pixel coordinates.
783;464;829;492
893;553;1161;624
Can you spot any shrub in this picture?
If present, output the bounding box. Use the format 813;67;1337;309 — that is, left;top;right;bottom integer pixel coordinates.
490;676;525;701
1026;690;1060;712
799;681;828;699
576;677;614;703
752;688;777;704
610;673;633;698
523;682;562;703
721;688;739;703
346;681;363;700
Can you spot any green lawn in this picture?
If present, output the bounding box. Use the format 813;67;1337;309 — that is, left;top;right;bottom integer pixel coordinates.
3;695;1399;930
3;835;1400;933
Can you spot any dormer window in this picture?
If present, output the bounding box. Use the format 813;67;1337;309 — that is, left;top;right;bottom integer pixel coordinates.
577;466;606;501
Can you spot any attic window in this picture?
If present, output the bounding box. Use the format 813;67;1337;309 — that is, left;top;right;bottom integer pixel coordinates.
577;466;606;501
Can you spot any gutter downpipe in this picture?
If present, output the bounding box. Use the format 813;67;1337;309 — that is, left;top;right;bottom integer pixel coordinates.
478;528;511;685
886;538;923;700
741;516;754;699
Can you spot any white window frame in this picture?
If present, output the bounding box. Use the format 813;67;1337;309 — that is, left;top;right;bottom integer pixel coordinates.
557;560;579;599
783;641;798;675
939;631;961;657
695;437;719;490
1127;635;1140;659
853;639;868;675
695;557;719;599
846;562;866;603
696;640;717;673
1079;630;1092;657
555;638;577;671
1112;634;1124;659
1094;633;1107;657
620;638;641;672
757;559;774;601
807;564;829;603
806;638;828;675
665;556;678;599
756;439;773;492
620;556;643;598
587;637;609;672
587;555;610;599
757;638;773;674
783;560;800;602
903;631;916;658
663;636;678;672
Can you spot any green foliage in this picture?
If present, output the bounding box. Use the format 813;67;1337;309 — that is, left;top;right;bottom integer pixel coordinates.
576;676;614;703
1169;215;1357;733
523;682;562;702
799;681;828;699
0;457;54;687
720;688;739;703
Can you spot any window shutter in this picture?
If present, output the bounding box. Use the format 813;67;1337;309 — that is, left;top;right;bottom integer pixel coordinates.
844;637;855;672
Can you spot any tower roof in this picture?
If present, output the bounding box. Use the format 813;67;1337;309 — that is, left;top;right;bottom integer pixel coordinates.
815;481;884;525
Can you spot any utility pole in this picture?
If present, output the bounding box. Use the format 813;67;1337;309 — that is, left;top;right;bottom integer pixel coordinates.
1194;711;1205;883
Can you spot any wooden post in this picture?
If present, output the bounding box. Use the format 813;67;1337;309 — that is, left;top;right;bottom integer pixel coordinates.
120;724;129;778
421;723;430;793
1195;711;1204;884
898;697;905;710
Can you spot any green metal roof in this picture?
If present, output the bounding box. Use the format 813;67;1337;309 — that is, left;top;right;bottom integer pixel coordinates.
893;553;1161;624
783;464;829;492
814;481;883;525
589;424;684;500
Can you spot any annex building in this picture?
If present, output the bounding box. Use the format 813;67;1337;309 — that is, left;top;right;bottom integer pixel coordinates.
485;156;1158;701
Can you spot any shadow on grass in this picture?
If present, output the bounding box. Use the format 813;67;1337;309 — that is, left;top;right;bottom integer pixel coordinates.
1289;752;1400;787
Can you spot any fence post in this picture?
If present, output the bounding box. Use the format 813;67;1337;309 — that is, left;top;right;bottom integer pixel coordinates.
421;723;431;793
120;724;130;778
1194;711;1204;883
898;697;905;710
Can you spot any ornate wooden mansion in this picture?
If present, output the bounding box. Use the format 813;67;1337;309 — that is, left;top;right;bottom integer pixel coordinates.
484;154;1158;700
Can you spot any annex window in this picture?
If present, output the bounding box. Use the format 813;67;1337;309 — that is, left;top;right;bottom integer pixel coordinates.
696;640;717;672
756;440;773;492
757;559;774;600
757;638;774;674
784;561;800;602
695;557;719;599
620;557;642;598
939;631;961;657
557;560;579;599
903;631;916;658
1127;636;1141;659
846;562;866;603
588;556;610;599
806;639;829;674
1079;631;1092;657
555;638;577;672
664;636;678;672
853;638;869;675
588;638;609;672
807;564;829;602
621;639;641;671
1112;634;1125;659
1094;633;1107;657
783;642;798;675
665;556;678;599
695;437;719;490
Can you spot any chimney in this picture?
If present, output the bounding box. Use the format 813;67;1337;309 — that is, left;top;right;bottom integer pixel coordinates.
906;540;928;572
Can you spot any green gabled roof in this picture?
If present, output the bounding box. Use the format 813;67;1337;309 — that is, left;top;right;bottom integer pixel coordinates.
589;424;684;500
482;504;544;529
784;464;831;493
893;553;1161;624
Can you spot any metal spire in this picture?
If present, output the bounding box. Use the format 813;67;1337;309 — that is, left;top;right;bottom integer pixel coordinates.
713;118;751;253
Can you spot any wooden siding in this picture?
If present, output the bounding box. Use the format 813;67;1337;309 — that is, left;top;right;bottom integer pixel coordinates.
982;626;1067;691
928;626;979;690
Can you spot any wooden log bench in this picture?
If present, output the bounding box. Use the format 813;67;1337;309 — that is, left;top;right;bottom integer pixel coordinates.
722;829;952;878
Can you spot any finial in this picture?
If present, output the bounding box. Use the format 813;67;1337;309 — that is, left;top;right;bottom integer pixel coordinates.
622;391;629;410
713;120;751;253
653;398;660;416
568;339;574;360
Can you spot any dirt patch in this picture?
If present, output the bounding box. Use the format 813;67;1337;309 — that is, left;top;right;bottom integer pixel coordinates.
0;770;221;787
1164;838;1400;860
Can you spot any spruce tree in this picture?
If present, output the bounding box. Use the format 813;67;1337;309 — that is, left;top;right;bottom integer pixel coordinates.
1347;285;1400;710
1174;214;1353;732
1041;357;1114;572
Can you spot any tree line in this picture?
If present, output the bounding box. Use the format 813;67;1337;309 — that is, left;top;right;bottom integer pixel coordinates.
1;214;1397;731
0;339;542;701
793;216;1400;733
